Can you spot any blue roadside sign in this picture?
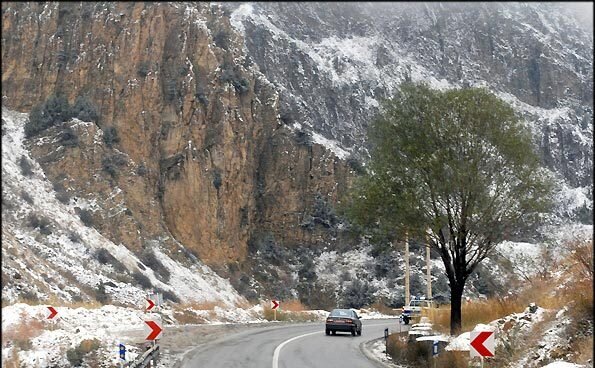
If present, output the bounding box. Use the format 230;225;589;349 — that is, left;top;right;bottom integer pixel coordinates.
119;343;126;360
432;340;439;356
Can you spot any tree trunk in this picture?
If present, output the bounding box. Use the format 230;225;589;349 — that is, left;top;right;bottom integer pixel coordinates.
450;282;464;335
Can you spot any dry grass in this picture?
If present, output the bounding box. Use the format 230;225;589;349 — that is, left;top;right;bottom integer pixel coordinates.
2;350;21;368
430;275;568;334
434;351;469;367
2;311;44;351
367;301;401;316
281;299;306;312
386;333;436;367
176;300;225;311
571;335;593;364
234;298;254;309
173;310;208;324
261;301;320;322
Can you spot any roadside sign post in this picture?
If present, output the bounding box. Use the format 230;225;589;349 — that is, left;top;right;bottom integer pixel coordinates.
119;343;125;368
271;300;280;321
384;328;389;358
470;330;495;368
432;340;439;368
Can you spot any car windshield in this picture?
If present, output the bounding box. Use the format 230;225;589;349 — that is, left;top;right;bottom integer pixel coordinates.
329;309;352;317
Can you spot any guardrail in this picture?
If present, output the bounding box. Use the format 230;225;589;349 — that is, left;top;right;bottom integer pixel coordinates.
128;344;160;368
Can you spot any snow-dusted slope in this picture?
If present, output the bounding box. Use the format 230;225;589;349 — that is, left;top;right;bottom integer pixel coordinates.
228;2;593;217
1;108;243;307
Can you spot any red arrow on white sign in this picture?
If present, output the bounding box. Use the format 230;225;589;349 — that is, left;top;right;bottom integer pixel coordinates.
46;306;58;320
271;300;280;310
146;298;155;311
470;330;495;357
144;320;162;340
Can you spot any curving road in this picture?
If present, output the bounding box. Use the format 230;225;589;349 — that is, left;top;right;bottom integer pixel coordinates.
180;319;407;368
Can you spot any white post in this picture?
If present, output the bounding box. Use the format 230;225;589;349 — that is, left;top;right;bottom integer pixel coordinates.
405;231;410;307
426;233;432;300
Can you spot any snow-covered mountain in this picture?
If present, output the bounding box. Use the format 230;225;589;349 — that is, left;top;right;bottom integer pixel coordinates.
228;1;593;201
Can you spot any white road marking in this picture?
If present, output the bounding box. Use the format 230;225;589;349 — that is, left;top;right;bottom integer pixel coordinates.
272;322;394;368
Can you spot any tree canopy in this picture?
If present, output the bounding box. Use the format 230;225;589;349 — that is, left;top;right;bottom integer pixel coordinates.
344;82;554;334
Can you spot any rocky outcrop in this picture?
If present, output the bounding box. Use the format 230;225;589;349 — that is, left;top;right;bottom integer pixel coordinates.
2;2;355;269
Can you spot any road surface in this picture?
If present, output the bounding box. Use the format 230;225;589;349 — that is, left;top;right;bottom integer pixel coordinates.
180;318;407;368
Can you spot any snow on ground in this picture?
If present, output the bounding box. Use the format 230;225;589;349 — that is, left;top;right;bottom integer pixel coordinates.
2;303;149;367
1;301;266;367
542;362;585;368
0;107;269;365
366;338;406;368
1;107;247;307
310;131;351;159
446;307;546;352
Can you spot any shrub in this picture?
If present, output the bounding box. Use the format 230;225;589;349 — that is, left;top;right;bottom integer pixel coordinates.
14;337;33;351
66;339;100;367
165;79;176;101
19;156;34;176
68;232;81;243
78;209;94;227
311;193;337;228
21;190;34;205
21;289;40;303
132;271;152;289
195;86;209;106
340;278;376;309
53;182;71;204
95;248;126;272
60;126;79;147
136;163;147;176
213;30;231;49
212;169;222;190
102;126;120;147
294;130;312;146
386;334;433;367
346;155;365;175
139;247;170;282
157;288;180;303
25;94;73;138
137;61;150;78
220;63;250;94
101;153;127;178
72;96;99;123
94;282;110;305
28;213;51;235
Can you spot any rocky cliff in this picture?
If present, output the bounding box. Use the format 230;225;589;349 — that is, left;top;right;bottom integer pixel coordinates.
229;2;593;190
1;2;354;273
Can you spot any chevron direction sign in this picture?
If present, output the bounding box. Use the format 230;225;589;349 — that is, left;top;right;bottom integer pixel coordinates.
144;320;163;340
470;330;495;357
46;306;58;320
271;300;280;310
146;298;155;311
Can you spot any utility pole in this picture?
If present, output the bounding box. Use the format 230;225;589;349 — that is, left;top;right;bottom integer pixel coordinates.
426;233;432;300
405;230;410;306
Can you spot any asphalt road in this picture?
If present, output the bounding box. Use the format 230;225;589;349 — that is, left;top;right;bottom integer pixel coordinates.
180;318;407;368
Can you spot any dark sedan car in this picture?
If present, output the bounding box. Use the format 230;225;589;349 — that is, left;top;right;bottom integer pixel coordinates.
325;309;362;336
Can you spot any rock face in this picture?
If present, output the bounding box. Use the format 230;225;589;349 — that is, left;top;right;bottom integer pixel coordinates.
1;2;592;303
1;2;354;270
229;2;593;189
